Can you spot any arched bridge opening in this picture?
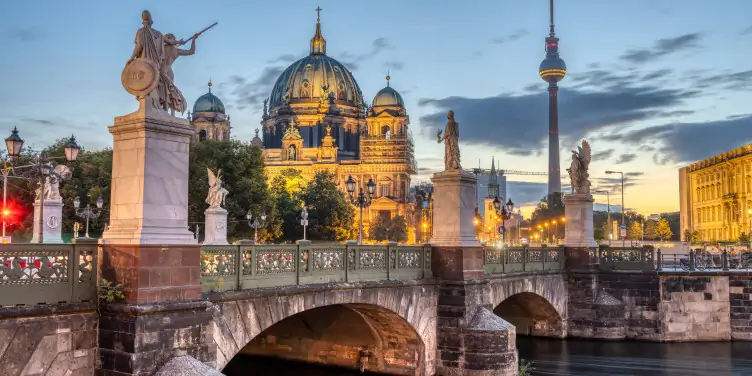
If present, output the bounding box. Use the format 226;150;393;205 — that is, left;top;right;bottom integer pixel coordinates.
222;304;425;376
494;292;564;338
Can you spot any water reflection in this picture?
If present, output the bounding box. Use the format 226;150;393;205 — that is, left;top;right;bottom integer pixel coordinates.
223;355;390;376
517;337;752;376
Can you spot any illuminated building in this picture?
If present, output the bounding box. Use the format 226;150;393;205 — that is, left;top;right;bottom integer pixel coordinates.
539;0;566;205
189;80;231;141
259;11;415;238
679;144;752;242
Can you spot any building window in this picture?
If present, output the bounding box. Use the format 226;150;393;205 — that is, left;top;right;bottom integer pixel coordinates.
380;184;390;197
379;210;391;222
198;129;207;141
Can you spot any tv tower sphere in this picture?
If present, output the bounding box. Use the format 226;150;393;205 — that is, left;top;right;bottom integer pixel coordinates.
539;54;566;83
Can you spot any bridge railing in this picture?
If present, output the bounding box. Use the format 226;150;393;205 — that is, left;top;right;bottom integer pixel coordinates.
483;246;564;274
0;243;98;307
597;245;655;272
200;242;432;293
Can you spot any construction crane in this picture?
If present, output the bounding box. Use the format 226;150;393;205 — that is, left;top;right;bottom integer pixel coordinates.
468;168;546;177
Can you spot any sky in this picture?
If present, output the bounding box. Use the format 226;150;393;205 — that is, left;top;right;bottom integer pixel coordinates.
2;0;752;217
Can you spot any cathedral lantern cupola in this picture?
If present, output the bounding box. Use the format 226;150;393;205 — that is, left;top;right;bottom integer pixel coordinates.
190;80;231;141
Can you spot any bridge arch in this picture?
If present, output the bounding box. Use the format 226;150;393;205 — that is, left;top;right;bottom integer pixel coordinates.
487;274;567;338
210;285;437;375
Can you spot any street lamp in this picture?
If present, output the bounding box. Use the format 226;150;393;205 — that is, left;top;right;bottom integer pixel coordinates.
594;190;611;242
73;194;104;238
493;197;514;245
2;128;79;243
606;170;625;246
300;205;309;240
246;210;267;244
345;175;376;245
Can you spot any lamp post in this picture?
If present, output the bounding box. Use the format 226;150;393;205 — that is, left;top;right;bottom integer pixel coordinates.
594;190;611;242
246;210;267;244
2;127;79;243
493;197;514;246
300;205;309;240
73;194;104;239
606;170;625;246
345;175;376;245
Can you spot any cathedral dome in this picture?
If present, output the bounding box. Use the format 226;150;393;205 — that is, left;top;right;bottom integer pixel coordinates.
268;15;363;109
372;76;404;108
193;81;225;114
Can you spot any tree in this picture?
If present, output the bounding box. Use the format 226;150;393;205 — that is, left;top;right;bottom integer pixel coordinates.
644;220;657;240
188;140;279;242
369;215;408;243
270;175;304;242
655;218;673;240
683;229;700;243
628;221;643;240
740;232;750;244
299;171;355;241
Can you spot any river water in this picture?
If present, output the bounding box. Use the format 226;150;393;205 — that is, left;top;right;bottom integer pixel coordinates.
224;339;752;375
517;337;752;375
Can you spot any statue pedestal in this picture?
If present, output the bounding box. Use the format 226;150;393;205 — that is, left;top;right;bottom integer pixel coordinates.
101;112;196;245
30;199;64;244
563;193;596;247
203;207;228;245
430;170;481;248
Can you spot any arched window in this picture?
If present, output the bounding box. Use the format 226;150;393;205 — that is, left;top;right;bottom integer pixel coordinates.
199;129;207;141
381;125;390;137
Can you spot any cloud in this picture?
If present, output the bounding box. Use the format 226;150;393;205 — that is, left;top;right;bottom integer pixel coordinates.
603;115;752;164
417;75;694;154
266;53;302;64
742;25;752;35
383;61;405;71
592;149;614;162
222;67;284;111
7;28;37;42
507;181;548;206
696;70;752;91
490;29;529;44
620;33;702;64
615;153;637;164
339;37;393;70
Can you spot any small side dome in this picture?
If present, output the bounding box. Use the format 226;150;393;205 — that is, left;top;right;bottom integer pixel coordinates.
372;74;404;108
251;128;263;148
193;81;226;114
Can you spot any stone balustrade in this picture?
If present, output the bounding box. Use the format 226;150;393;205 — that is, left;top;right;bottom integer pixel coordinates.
0;243;97;307
483;245;565;274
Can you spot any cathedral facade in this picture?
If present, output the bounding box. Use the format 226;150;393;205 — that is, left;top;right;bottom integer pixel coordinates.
189;81;231;142
259;14;416;237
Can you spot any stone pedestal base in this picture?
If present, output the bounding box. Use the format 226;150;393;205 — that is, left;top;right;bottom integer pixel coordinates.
432;247;485;280
30;199;63;244
563;194;596;248
203;207;228;245
98;300;216;376
430;170;481;248
101;112;196;245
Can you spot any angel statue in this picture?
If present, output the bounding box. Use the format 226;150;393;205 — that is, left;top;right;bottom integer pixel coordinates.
436;110;461;171
206;168;229;209
566;140;592;194
35;164;72;201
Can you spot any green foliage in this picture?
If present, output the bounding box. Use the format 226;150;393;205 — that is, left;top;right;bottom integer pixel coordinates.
530;194;564;225
270;174;304;242
645;220;657;240
518;359;534;376
684;229;700;243
628;221;643;240
369;215;408;243
298;171;355;241
655;217;673;240
98;278;125;303
739;232;749;244
188;141;279;242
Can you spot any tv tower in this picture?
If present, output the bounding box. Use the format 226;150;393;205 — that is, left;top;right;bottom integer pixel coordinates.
539;0;566;205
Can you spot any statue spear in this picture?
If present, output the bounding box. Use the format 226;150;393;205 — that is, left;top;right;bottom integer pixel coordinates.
184;22;218;42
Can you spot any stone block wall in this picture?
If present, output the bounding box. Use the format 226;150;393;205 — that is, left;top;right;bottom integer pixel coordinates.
598;273;662;340
0;304;97;376
729;275;752;340
660;276;730;341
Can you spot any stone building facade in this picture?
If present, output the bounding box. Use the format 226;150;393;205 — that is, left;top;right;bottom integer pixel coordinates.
189;81;231;142
259;14;416;236
679;144;752;242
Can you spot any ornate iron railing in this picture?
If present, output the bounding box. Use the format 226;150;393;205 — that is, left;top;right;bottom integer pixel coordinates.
200;242;432;293
656;248;752;272
0;243;98;307
598;245;655;271
483;246;564;274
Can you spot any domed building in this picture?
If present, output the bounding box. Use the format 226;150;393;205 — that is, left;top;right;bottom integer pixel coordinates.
190;81;231;141
261;13;416;239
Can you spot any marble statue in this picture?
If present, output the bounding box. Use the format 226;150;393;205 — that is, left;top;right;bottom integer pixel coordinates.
123;11;214;115
567;140;592;194
288;145;297;160
206;168;229;208
436;110;461;171
35;164;72;201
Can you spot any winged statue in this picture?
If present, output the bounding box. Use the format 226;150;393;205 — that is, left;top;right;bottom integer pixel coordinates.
35;164;73;201
566;140;592;194
206;168;229;209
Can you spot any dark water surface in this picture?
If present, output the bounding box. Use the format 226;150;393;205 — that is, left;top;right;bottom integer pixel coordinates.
223;355;391;375
517;337;752;376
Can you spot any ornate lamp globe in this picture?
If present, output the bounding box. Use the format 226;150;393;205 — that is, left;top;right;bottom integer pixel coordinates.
65;135;81;162
5;126;24;158
493;197;501;211
345;175;356;194
366;179;377;195
506;199;514;213
539;55;567;83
